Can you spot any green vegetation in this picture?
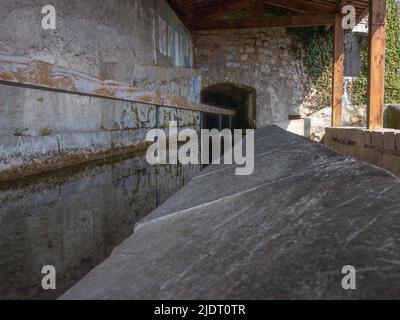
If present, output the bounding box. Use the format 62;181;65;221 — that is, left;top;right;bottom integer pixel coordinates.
351;0;400;105
384;0;400;103
288;26;333;110
287;0;400;108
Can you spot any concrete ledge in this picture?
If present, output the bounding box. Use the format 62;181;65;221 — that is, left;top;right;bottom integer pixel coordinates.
325;127;400;176
0;129;149;182
0;124;201;182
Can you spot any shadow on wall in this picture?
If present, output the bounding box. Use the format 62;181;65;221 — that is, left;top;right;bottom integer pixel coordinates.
201;83;256;130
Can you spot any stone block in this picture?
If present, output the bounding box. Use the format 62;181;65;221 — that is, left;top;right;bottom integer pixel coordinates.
324;128;333;147
0;135;21;161
384;131;396;152
349;129;364;147
58;131;112;154
330;128;338;140
382;153;399;174
336;129;346;143
364;131;373;147
371;131;384;151
355;146;365;161
346;144;356;158
364;147;382;166
18;135;59;159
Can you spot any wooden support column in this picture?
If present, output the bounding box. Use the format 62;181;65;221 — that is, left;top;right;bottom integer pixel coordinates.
367;0;386;130
332;11;344;127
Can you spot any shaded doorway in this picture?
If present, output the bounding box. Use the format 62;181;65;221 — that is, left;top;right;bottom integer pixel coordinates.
201;83;256;130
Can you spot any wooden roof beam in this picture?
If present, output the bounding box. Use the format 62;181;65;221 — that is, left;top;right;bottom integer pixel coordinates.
184;0;253;22
264;0;334;13
189;13;335;30
335;0;350;11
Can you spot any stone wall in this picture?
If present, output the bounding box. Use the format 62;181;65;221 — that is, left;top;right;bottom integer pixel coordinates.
193;28;313;127
325;127;400;176
0;0;201;180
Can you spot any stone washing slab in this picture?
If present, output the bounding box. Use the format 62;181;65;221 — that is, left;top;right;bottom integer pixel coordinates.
61;125;400;300
137;126;346;227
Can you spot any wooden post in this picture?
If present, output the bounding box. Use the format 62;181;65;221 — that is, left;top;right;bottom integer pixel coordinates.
332;11;344;127
367;0;386;130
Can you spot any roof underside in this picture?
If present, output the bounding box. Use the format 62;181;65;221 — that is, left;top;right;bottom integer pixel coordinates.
166;0;370;30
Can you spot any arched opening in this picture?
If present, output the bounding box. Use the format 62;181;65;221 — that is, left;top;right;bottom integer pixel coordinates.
201;83;256;130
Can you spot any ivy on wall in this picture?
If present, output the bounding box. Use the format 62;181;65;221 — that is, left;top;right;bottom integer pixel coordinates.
384;0;400;103
287;27;333;110
351;0;400;105
287;0;400;109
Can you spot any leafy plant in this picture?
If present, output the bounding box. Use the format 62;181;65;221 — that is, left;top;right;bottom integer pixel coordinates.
287;0;400;108
287;26;334;110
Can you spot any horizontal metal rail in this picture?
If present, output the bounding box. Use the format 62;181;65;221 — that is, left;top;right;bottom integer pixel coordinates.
0;54;235;116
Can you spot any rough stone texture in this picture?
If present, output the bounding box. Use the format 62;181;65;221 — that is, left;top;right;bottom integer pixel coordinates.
325;127;400;177
193;28;314;126
62;126;400;300
0;0;192;71
0;0;201;179
0;0;199;102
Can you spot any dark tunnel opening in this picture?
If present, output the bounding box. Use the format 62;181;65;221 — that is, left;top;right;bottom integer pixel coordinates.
200;83;257;130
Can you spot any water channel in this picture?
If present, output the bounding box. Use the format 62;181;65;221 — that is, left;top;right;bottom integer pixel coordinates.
0;153;199;299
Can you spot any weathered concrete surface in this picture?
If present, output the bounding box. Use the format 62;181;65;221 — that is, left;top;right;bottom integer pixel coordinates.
0;0;192;71
0;82;201;181
0;0;201;179
61;125;400;300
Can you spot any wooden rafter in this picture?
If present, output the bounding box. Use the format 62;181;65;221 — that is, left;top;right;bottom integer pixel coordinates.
184;0;253;22
264;0;333;13
166;0;370;30
189;13;334;30
255;0;265;17
335;0;349;11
